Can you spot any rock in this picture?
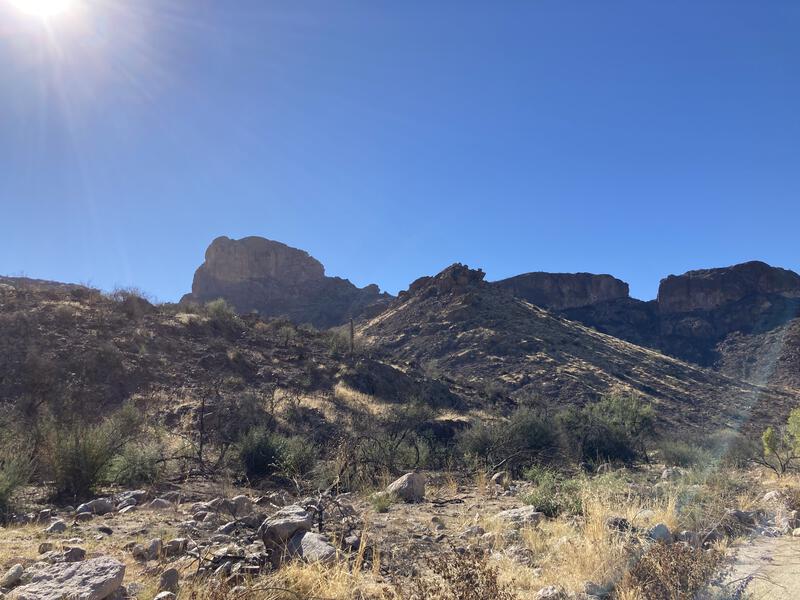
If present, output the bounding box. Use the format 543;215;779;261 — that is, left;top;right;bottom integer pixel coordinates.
158;568;179;592
675;530;700;548
147;499;173;510
153;593;176;600
74;512;94;522
182;236;389;328
62;547;86;562
493;272;629;310
605;516;632;532
164;538;189;557
36;509;53;523
146;538;163;561
661;467;682;480
494;506;545;528
647;523;672;544
7;556;125;600
763;490;784;503
230;495;253;517
38;542;54;554
258;505;313;548
286;531;337;564
385;472;426;503
792;528;800;537
0;565;23;588
44;520;67;534
75;498;113;515
533;585;567;599
97;526;113;535
118;506;136;515
491;471;511;488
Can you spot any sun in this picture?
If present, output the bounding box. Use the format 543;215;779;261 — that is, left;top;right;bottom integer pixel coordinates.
9;0;74;17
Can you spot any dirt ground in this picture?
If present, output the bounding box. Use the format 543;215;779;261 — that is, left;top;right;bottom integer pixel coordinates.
725;535;800;599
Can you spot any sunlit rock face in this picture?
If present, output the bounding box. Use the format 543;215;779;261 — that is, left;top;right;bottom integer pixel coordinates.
492;272;629;310
182;236;389;327
657;261;800;314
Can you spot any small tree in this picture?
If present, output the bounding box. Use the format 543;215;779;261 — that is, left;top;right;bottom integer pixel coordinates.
755;408;800;476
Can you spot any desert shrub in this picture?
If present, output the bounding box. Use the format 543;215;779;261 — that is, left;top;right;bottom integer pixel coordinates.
107;441;165;487
276;435;317;479
458;408;557;474
204;298;240;333
754;408;800;475
238;428;284;480
657;440;712;467
715;431;759;468
39;403;142;500
400;548;516;600
369;491;395;513
522;472;583;517
0;449;32;518
619;543;721;600
557;394;654;464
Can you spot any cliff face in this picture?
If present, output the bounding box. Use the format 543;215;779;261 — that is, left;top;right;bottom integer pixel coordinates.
182;236;390;328
492;272;629;310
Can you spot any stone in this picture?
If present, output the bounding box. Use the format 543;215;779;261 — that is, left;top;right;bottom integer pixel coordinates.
38;542;54;554
647;523;672;544
153;593;176;600
44;520;67;534
661;467;682;480
675;530;700;548
494;507;545;528
534;585;567;599
258;505;313;548
385;472;425;503
147;498;173;510
763;490;783;503
230;495;253;517
491;471;511;488
493;272;629;310
7;556;125;600
158;568;179;592
792;528;800;537
0;565;23;589
605;516;632;532
146;538;163;561
75;498;114;515
182;236;389;328
74;512;94;522
285;531;337;564
164;538;189;557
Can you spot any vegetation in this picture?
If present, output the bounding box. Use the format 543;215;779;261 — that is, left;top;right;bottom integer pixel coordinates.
755;408;800;475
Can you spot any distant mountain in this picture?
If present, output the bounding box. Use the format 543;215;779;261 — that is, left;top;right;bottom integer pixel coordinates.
181;236;391;328
357;263;798;432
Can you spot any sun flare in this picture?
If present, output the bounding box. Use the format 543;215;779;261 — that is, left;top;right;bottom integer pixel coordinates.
10;0;73;17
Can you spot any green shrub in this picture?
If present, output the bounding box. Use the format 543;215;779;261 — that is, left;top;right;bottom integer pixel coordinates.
277;435;317;478
522;473;583;518
0;450;32;518
657;440;712;467
107;442;165;487
40;403;141;500
369;492;395;513
238;428;283;480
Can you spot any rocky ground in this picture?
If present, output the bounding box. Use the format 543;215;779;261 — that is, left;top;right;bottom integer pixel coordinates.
1;466;798;599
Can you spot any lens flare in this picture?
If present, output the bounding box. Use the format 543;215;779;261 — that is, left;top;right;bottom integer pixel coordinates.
10;0;73;17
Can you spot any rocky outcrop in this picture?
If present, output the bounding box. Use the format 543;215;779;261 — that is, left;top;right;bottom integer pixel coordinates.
8;557;125;600
182;236;390;328
492;272;629;310
658;261;800;314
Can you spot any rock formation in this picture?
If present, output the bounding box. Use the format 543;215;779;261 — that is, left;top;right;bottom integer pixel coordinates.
492;272;629;310
182;236;390;328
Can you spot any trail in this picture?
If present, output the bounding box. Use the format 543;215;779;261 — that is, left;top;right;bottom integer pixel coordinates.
724;535;800;599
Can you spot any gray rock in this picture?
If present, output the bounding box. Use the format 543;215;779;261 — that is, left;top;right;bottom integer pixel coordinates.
494;506;544;528
75;498;114;515
153;593;176;600
37;543;54;554
647;523;672;544
7;556;124;600
661;467;682;480
534;585;567;599
258;505;312;547
158;568;179;592
230;495;253;517
147;498;173;510
385;472;425;502
74;512;94;523
0;565;23;589
164;538;188;557
44;520;67;534
491;471;511;488
286;531;337;564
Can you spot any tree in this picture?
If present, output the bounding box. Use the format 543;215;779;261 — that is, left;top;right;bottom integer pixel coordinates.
755;408;800;476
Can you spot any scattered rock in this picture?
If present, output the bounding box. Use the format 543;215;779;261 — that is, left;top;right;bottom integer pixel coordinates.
44;520;67;534
258;505;312;548
37;542;54;554
491;471;511;488
7;556;124;600
286;531;337;564
147;499;173;510
647;523;672;544
534;585;567;599
158;568;179;592
74;512;94;523
153;593;176;600
75;498;114;515
494;506;544;528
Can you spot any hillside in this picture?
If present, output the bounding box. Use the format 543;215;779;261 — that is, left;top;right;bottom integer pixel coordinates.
358;264;799;432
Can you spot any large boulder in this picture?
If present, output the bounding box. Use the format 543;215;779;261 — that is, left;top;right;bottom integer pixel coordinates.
75;498;114;516
258;505;313;548
8;556;125;600
181;236;389;327
385;472;426;503
286;531;337;564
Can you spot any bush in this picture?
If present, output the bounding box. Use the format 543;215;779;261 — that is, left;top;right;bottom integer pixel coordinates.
0;450;32;518
40;403;142;500
107;441;165;487
657;440;712;467
522;472;583;518
277;435;317;478
238;428;283;480
620;543;720;600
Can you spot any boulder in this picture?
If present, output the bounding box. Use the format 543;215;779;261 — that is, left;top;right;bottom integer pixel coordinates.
147;499;173;510
285;531;337;564
258;505;313;548
44;520;67;534
0;564;23;588
646;523;672;544
7;556;125;600
75;498;114;516
158;568;179;593
491;471;511;488
385;472;426;503
494;507;545;528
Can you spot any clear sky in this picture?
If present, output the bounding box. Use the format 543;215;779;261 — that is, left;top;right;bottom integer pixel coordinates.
2;1;799;302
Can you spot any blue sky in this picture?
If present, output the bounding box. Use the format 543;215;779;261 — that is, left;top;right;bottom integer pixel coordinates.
1;1;799;302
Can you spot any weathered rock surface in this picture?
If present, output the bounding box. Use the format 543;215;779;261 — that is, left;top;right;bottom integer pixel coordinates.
286;531;337;563
258;505;313;547
493;272;629;310
0;564;23;589
182;236;389;327
386;473;425;503
494;507;545;528
8;557;124;600
75;498;114;516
